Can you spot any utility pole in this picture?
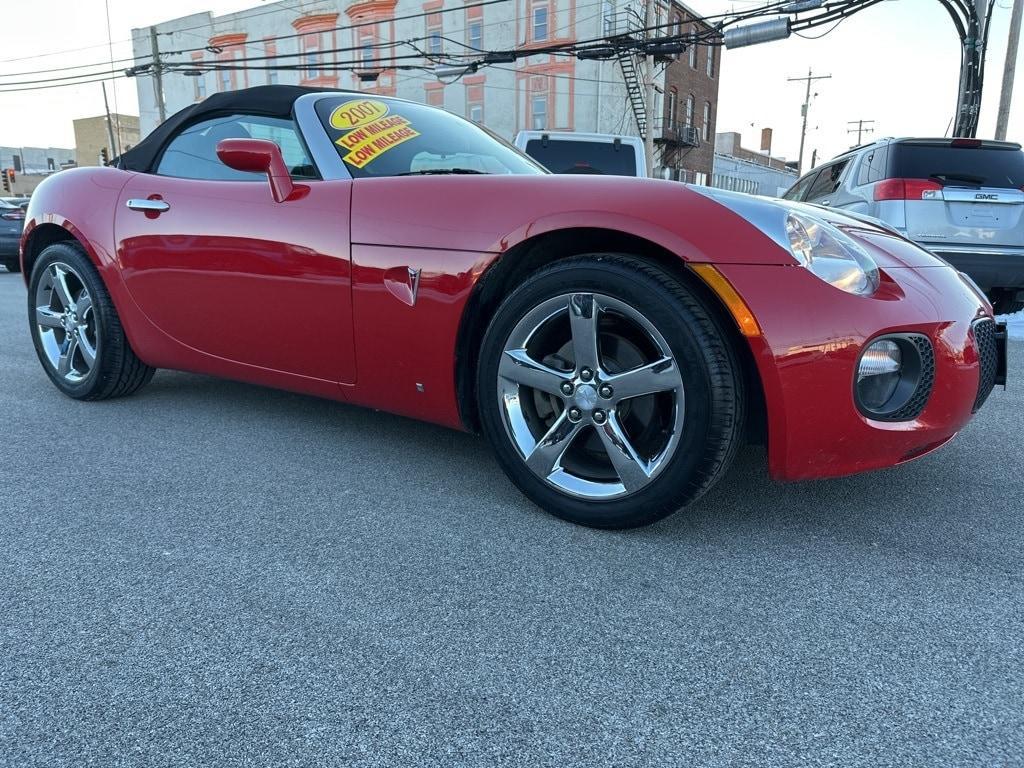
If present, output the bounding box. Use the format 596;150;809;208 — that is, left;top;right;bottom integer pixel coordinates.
150;26;166;123
996;0;1022;140
788;68;830;174
847;118;875;146
642;0;656;177
101;82;120;161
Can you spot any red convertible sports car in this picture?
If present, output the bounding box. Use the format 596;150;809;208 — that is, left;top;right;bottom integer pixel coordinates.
19;85;1007;528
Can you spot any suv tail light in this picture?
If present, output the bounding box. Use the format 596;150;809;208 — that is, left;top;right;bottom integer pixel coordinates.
873;178;943;201
0;210;24;220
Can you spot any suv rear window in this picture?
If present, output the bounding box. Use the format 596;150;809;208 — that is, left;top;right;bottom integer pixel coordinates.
890;143;1024;188
524;139;638;176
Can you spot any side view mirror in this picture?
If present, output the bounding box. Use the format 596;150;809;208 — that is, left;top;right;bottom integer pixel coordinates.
215;138;299;203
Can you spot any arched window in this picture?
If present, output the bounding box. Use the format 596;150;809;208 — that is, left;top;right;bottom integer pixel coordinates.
688;26;697;68
685;94;694;127
667;87;677;127
703;101;712;141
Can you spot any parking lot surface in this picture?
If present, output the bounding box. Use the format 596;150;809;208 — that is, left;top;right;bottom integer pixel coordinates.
1;270;1022;767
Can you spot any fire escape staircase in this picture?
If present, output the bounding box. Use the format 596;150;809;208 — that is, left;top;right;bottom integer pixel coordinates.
615;49;647;140
605;9;648;141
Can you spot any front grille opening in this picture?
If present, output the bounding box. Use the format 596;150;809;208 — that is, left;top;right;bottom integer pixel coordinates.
973;318;998;412
855;334;935;422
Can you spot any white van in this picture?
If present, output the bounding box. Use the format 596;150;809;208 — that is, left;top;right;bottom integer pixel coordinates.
514;131;647;177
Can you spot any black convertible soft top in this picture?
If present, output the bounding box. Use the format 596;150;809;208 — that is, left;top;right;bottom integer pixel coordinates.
116;85;348;173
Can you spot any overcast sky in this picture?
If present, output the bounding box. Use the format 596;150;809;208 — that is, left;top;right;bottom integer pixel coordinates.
0;0;1020;166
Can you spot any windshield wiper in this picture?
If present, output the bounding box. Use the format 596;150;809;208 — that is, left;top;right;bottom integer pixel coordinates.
396;168;489;176
930;172;987;186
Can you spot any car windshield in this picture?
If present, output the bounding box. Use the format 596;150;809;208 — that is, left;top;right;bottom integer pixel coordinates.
523;139;639;176
315;96;544;178
891;143;1024;189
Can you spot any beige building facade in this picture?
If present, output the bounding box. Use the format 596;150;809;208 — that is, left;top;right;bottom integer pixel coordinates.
72;114;140;167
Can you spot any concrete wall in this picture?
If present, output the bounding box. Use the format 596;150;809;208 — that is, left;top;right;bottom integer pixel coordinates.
712;152;798;198
714;131;792;172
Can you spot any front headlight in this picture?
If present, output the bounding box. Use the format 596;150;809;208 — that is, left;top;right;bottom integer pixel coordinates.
785;212;880;296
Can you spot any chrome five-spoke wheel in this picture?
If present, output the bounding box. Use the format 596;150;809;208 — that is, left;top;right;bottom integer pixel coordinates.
497;291;685;500
479;255;744;528
34;262;98;384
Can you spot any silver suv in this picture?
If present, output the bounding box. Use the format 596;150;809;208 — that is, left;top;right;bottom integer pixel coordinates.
783;138;1024;314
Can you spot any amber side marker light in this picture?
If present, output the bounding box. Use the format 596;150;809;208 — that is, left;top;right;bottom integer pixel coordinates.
690;263;762;338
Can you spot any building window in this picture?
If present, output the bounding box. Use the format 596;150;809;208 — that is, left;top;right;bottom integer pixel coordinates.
265;42;278;85
706;47;714;78
531;94;547;129
426;13;443;56
685;94;694;126
688;27;697;68
603;0;616;35
191;53;207;99
468;20;482;49
672;14;682;58
703;101;711;141
667;87;676;126
533;4;549;41
425;86;444;107
219;69;232;92
292;16;340;87
695;171;708;186
304;33;321;79
362;42;375;67
467;83;484;123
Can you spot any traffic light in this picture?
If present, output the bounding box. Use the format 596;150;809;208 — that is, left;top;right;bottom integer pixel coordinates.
1;171;9;194
99;147;109;166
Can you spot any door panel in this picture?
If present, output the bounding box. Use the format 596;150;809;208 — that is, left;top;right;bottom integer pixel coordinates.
115;176;355;384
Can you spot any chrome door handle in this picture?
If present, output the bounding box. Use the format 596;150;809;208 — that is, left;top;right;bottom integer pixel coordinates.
126;198;170;213
820;199;831;206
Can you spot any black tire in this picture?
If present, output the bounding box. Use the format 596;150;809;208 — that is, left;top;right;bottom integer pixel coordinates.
28;241;156;400
2;257;19;273
477;255;744;529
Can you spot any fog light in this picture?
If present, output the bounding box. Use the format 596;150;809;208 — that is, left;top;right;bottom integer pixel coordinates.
857;339;902;411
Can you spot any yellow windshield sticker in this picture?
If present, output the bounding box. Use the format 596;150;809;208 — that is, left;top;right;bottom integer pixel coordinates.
329;99;390;130
335;115;420;168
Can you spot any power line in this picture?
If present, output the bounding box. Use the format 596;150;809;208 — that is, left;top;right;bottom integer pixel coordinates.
847;118;875;145
160;0;515;59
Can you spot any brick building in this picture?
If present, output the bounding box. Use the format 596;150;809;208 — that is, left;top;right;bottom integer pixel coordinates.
131;0;720;180
653;7;720;183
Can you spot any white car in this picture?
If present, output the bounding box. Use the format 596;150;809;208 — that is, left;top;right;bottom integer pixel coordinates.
514;131;647;177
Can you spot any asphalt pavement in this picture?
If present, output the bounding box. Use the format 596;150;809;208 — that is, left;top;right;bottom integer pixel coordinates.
1;269;1022;767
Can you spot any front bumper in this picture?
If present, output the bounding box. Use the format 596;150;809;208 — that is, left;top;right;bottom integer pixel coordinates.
924;244;1024;293
717;261;1003;482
